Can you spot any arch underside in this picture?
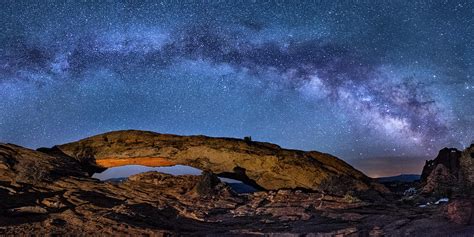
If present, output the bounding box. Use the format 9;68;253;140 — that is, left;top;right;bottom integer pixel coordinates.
94;157;265;191
95;157;176;168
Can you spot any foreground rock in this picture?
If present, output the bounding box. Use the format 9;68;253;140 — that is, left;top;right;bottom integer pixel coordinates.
420;144;474;198
447;199;474;225
0;143;470;236
47;130;386;195
2;136;474;235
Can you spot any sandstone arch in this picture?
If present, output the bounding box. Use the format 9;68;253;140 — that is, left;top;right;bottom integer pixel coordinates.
48;130;381;194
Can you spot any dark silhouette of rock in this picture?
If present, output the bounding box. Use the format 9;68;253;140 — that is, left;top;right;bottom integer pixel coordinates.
417;145;474;227
193;171;222;196
420;148;462;184
420;145;474;198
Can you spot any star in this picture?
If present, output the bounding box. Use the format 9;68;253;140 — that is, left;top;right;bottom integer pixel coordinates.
0;1;472;177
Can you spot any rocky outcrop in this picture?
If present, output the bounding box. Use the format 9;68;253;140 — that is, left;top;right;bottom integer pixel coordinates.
420;147;462;184
418;145;474;227
458;144;474;192
0;143;87;184
46;130;384;195
422;163;457;196
1;142;474;235
420;145;474;198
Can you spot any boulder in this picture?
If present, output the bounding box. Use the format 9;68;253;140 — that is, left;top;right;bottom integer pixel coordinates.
193;171;223;197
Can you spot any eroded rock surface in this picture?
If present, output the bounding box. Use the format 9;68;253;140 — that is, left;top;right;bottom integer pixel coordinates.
1;137;474;235
420;145;474;198
49;130;385;194
447;199;474;225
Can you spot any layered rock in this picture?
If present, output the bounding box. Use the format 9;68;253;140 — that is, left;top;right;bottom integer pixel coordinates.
47;130;384;194
420;147;462;185
1;142;474;235
0;143;87;184
458;144;474;191
420;144;474;197
418;145;474;228
0;143;372;235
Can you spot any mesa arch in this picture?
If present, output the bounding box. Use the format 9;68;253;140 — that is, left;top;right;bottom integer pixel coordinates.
44;130;384;194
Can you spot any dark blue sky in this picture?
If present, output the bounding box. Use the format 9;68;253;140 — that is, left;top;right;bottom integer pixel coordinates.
0;1;472;169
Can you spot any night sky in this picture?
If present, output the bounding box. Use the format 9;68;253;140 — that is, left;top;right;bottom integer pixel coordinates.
0;1;473;175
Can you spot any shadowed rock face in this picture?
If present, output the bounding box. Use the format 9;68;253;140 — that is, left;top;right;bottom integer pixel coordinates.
420;148;462;184
50;130;384;194
0;144;87;184
420;145;474;197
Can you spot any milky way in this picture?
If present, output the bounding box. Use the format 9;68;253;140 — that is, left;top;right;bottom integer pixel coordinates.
0;1;473;163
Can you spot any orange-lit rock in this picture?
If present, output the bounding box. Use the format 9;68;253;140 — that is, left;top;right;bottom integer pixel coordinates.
95;157;176;168
54;130;386;194
1;139;473;235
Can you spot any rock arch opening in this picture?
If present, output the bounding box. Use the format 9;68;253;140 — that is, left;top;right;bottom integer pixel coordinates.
217;166;265;191
38;146;262;193
92;164;259;193
37;130;377;193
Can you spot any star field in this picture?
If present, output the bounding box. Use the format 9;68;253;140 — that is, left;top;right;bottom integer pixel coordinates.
0;1;473;166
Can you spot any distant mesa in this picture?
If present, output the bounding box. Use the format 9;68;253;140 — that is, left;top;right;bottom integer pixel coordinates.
376;174;421;183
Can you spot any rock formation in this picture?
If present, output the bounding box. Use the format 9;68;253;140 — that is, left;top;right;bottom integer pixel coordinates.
415;144;474;232
45;130;385;195
2;132;474;235
420;144;474;197
447;199;474;225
